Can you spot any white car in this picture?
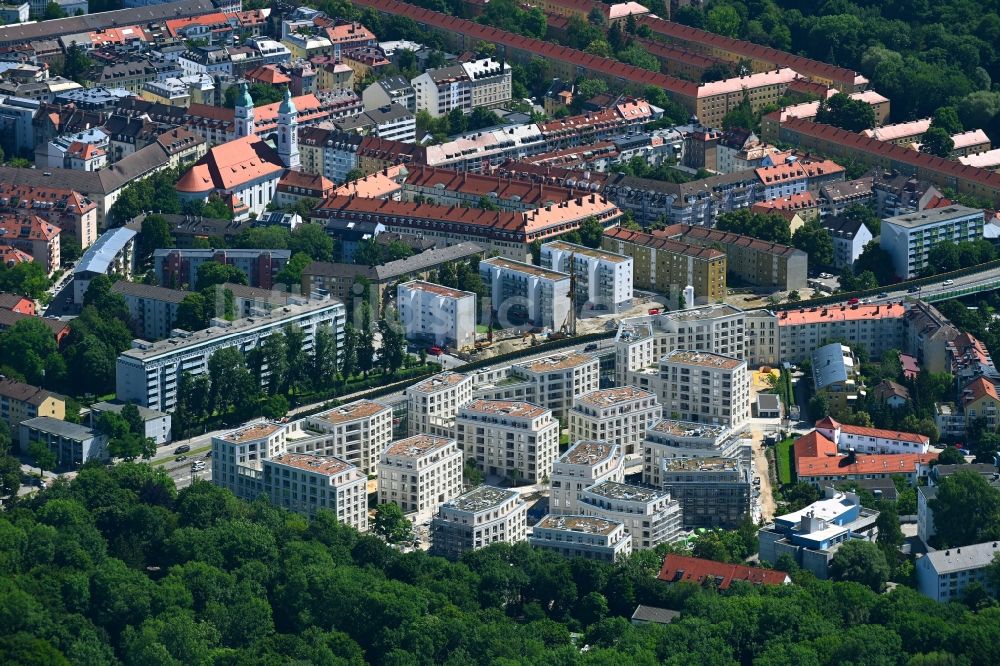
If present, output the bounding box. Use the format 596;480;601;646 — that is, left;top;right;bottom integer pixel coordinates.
943;279;954;286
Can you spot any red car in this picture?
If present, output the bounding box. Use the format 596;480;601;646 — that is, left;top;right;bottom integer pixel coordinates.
648;308;660;315
847;297;860;305
428;346;443;356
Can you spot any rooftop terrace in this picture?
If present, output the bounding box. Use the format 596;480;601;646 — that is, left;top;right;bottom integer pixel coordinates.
536;514;620;536
385;434;454;457
587;480;667;503
446;485;519;513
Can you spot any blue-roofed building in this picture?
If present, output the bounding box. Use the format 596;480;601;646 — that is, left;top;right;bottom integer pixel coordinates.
758;488;879;578
73;226;137;304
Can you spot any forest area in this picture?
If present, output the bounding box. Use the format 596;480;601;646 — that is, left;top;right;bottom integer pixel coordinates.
3;465;1000;665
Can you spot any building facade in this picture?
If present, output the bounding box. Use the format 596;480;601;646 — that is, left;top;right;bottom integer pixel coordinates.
880;205;985;279
456;399;560;483
550;440;625;515
300;400;394;476
397;280;477;350
657;350;751;428
579;481;683;550
540;240;633;315
530;514;633;562
569;387;662;458
405;371;474;438
479;256;571;331
660;457;752;529
378;434;463;516
431;485;528;559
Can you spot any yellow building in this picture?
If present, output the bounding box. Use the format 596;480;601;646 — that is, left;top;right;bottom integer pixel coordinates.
602;227;726;304
962;377;1000;430
694;68;799;129
0;378;66;446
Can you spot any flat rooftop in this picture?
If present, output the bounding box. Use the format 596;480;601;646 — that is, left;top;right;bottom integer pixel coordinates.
648;418;727;439
535;514;620;536
516;352;594;373
267;452;353;476
399;279;476;300
560;440;617;466
663;457;740;472
883;205;983;229
542;239;629;263
385;434;454;457
410;371;469;393
314;399;389;424
576;386;654;407
481;256;569;281
663;350;743;370
587;480;668;503
461;399;548;419
659;304;742;324
445;485;518;513
778;493;855;525
924;540;1000;573
778;302;906;326
219;422;282;444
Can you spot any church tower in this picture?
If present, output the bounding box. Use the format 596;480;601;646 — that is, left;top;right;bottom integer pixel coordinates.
235;81;255;138
277;87;299;169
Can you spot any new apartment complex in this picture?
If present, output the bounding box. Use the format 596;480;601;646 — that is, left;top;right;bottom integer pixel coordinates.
378;434;463;516
473;352;600;422
530;514;633;562
455;399;560;483
431;485;528;559
568;387;662;457
579;480;683;550
642;419;745;487
550;440;625;515
116;296;345;411
405;371;474;437
300;400;394;475
660;457;752;529
657;350;751;428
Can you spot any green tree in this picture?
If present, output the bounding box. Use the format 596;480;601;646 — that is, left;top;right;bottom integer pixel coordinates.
929;470;1000;548
830;540;890;591
816;93;877;132
137;215;173;261
935;446;967;465
357;303;375;375
340;323;359;379
61;42;91;84
932;106;964;135
289;224;334;262
275;252;312;289
377;317;406;375
174;293;208;331
344;168;365;183
27;440;56;474
373;503;413;544
792;219;834;267
706;5;742;38
258;332;288;396
208;347;258;415
60;239;82;265
578;217;605;249
921;127;955;158
717;208;791;244
195;262;247;291
311;323;338;386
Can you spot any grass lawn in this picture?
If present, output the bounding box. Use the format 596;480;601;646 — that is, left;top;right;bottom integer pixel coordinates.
775;437;795;485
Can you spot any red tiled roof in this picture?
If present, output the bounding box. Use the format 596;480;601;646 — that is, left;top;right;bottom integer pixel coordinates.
816;417;930;445
779;116;1000;200
277;170;334;195
0;245;32;266
604;226;725;261
657;554;789;589
165;12;233;37
792;430;837;462
403;165;579;206
0;214;60;241
245;65;291;86
176;135;285;193
963;376;1000;405
352;0;700;98
796;451;938;478
638;15;859;89
658;224;801;259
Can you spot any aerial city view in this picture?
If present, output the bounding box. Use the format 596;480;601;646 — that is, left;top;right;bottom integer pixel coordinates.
3;0;1000;662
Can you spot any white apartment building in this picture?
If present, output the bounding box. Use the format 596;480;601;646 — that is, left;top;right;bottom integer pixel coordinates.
212;422;289;499
550;440;625;515
211;420;369;530
378;434;463;516
916;540;1000;603
263;453;367;529
300;400;394;475
405;371;474;437
815;416;931;455
540;240;633;315
569;387;662;458
614;305;747;384
579;481;684;550
456;399;559;483
530;514;633;562
474;352;599;422
412;58;511;117
480;257;571;331
657;350;751;428
116;296;345;411
643;419;744;487
431;485;528;559
880;205;985;279
397;280;477;350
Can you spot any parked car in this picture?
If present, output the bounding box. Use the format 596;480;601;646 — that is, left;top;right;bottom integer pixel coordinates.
877;292;889;298
584;343;598;352
427;346;443;356
907;286;920;293
648;308;660;315
174;444;190;454
847;297;860;305
943;279;954;286
175;455;188;462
